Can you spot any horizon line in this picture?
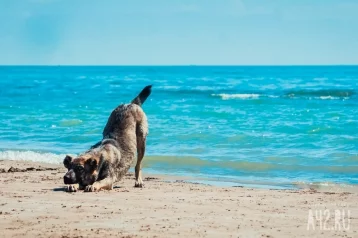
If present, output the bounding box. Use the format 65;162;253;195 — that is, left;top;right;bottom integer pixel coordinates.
0;64;358;67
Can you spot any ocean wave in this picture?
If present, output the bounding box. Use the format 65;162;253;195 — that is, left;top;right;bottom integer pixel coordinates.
285;89;355;98
157;85;181;90
211;90;355;101
154;87;234;96
318;96;341;100
59;119;83;127
156;87;356;101
142;156;358;174
211;93;260;100
0;150;68;164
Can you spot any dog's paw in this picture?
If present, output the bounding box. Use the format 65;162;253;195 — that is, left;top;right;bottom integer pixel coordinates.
65;185;78;192
134;181;144;188
84;185;98;192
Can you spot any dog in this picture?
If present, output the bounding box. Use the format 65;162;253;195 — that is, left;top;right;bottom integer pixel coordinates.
63;85;152;192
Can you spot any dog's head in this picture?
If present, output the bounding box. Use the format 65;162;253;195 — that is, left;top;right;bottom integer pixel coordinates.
63;153;100;187
63;140;120;187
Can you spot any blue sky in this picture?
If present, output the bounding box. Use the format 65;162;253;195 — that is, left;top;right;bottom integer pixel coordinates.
0;0;357;65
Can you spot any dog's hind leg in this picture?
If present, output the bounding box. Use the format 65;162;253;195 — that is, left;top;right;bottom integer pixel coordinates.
134;140;145;188
134;121;147;188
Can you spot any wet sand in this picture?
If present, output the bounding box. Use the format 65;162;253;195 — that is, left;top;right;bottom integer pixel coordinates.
0;159;357;238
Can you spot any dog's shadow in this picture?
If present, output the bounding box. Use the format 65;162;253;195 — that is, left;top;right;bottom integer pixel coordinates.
53;187;65;192
52;185;122;192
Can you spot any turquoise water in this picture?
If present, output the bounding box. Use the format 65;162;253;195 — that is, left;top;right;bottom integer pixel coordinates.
0;66;357;188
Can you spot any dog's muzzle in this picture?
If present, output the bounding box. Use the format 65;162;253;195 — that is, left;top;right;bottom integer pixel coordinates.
63;170;77;184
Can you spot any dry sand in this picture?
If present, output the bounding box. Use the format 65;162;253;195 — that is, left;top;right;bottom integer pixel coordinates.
0;159;357;238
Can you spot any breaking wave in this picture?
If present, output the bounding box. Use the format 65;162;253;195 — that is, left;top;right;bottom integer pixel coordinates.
142;155;358;174
0;150;68;164
285;89;355;98
211;89;355;101
211;93;260;100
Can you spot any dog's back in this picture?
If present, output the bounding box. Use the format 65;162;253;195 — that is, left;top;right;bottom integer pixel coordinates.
102;85;152;142
101;85;152;182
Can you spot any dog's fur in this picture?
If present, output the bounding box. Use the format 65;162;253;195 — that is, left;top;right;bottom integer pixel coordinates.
63;85;152;192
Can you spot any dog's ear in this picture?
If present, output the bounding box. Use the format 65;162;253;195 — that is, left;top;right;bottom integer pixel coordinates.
84;158;98;172
63;155;73;169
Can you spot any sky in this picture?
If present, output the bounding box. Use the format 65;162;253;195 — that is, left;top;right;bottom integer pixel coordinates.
0;0;358;65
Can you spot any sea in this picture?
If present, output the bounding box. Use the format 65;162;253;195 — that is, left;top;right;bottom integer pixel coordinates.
0;66;357;190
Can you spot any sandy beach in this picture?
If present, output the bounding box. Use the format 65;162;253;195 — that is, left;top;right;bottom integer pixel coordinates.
0;159;357;238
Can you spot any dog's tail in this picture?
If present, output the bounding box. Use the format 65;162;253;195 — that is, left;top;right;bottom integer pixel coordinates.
131;85;152;106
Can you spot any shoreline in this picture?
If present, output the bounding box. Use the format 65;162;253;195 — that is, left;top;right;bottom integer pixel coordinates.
1;157;358;193
1;159;357;237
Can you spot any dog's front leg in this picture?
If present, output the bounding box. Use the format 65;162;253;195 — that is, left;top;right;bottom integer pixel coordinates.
65;184;85;192
84;178;114;192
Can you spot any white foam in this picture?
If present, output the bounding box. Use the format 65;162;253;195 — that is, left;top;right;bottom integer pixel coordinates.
0;150;69;164
212;93;260;100
319;96;339;100
159;86;181;90
194;86;216;91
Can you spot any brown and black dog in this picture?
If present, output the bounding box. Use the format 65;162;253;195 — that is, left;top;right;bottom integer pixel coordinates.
63;85;152;192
